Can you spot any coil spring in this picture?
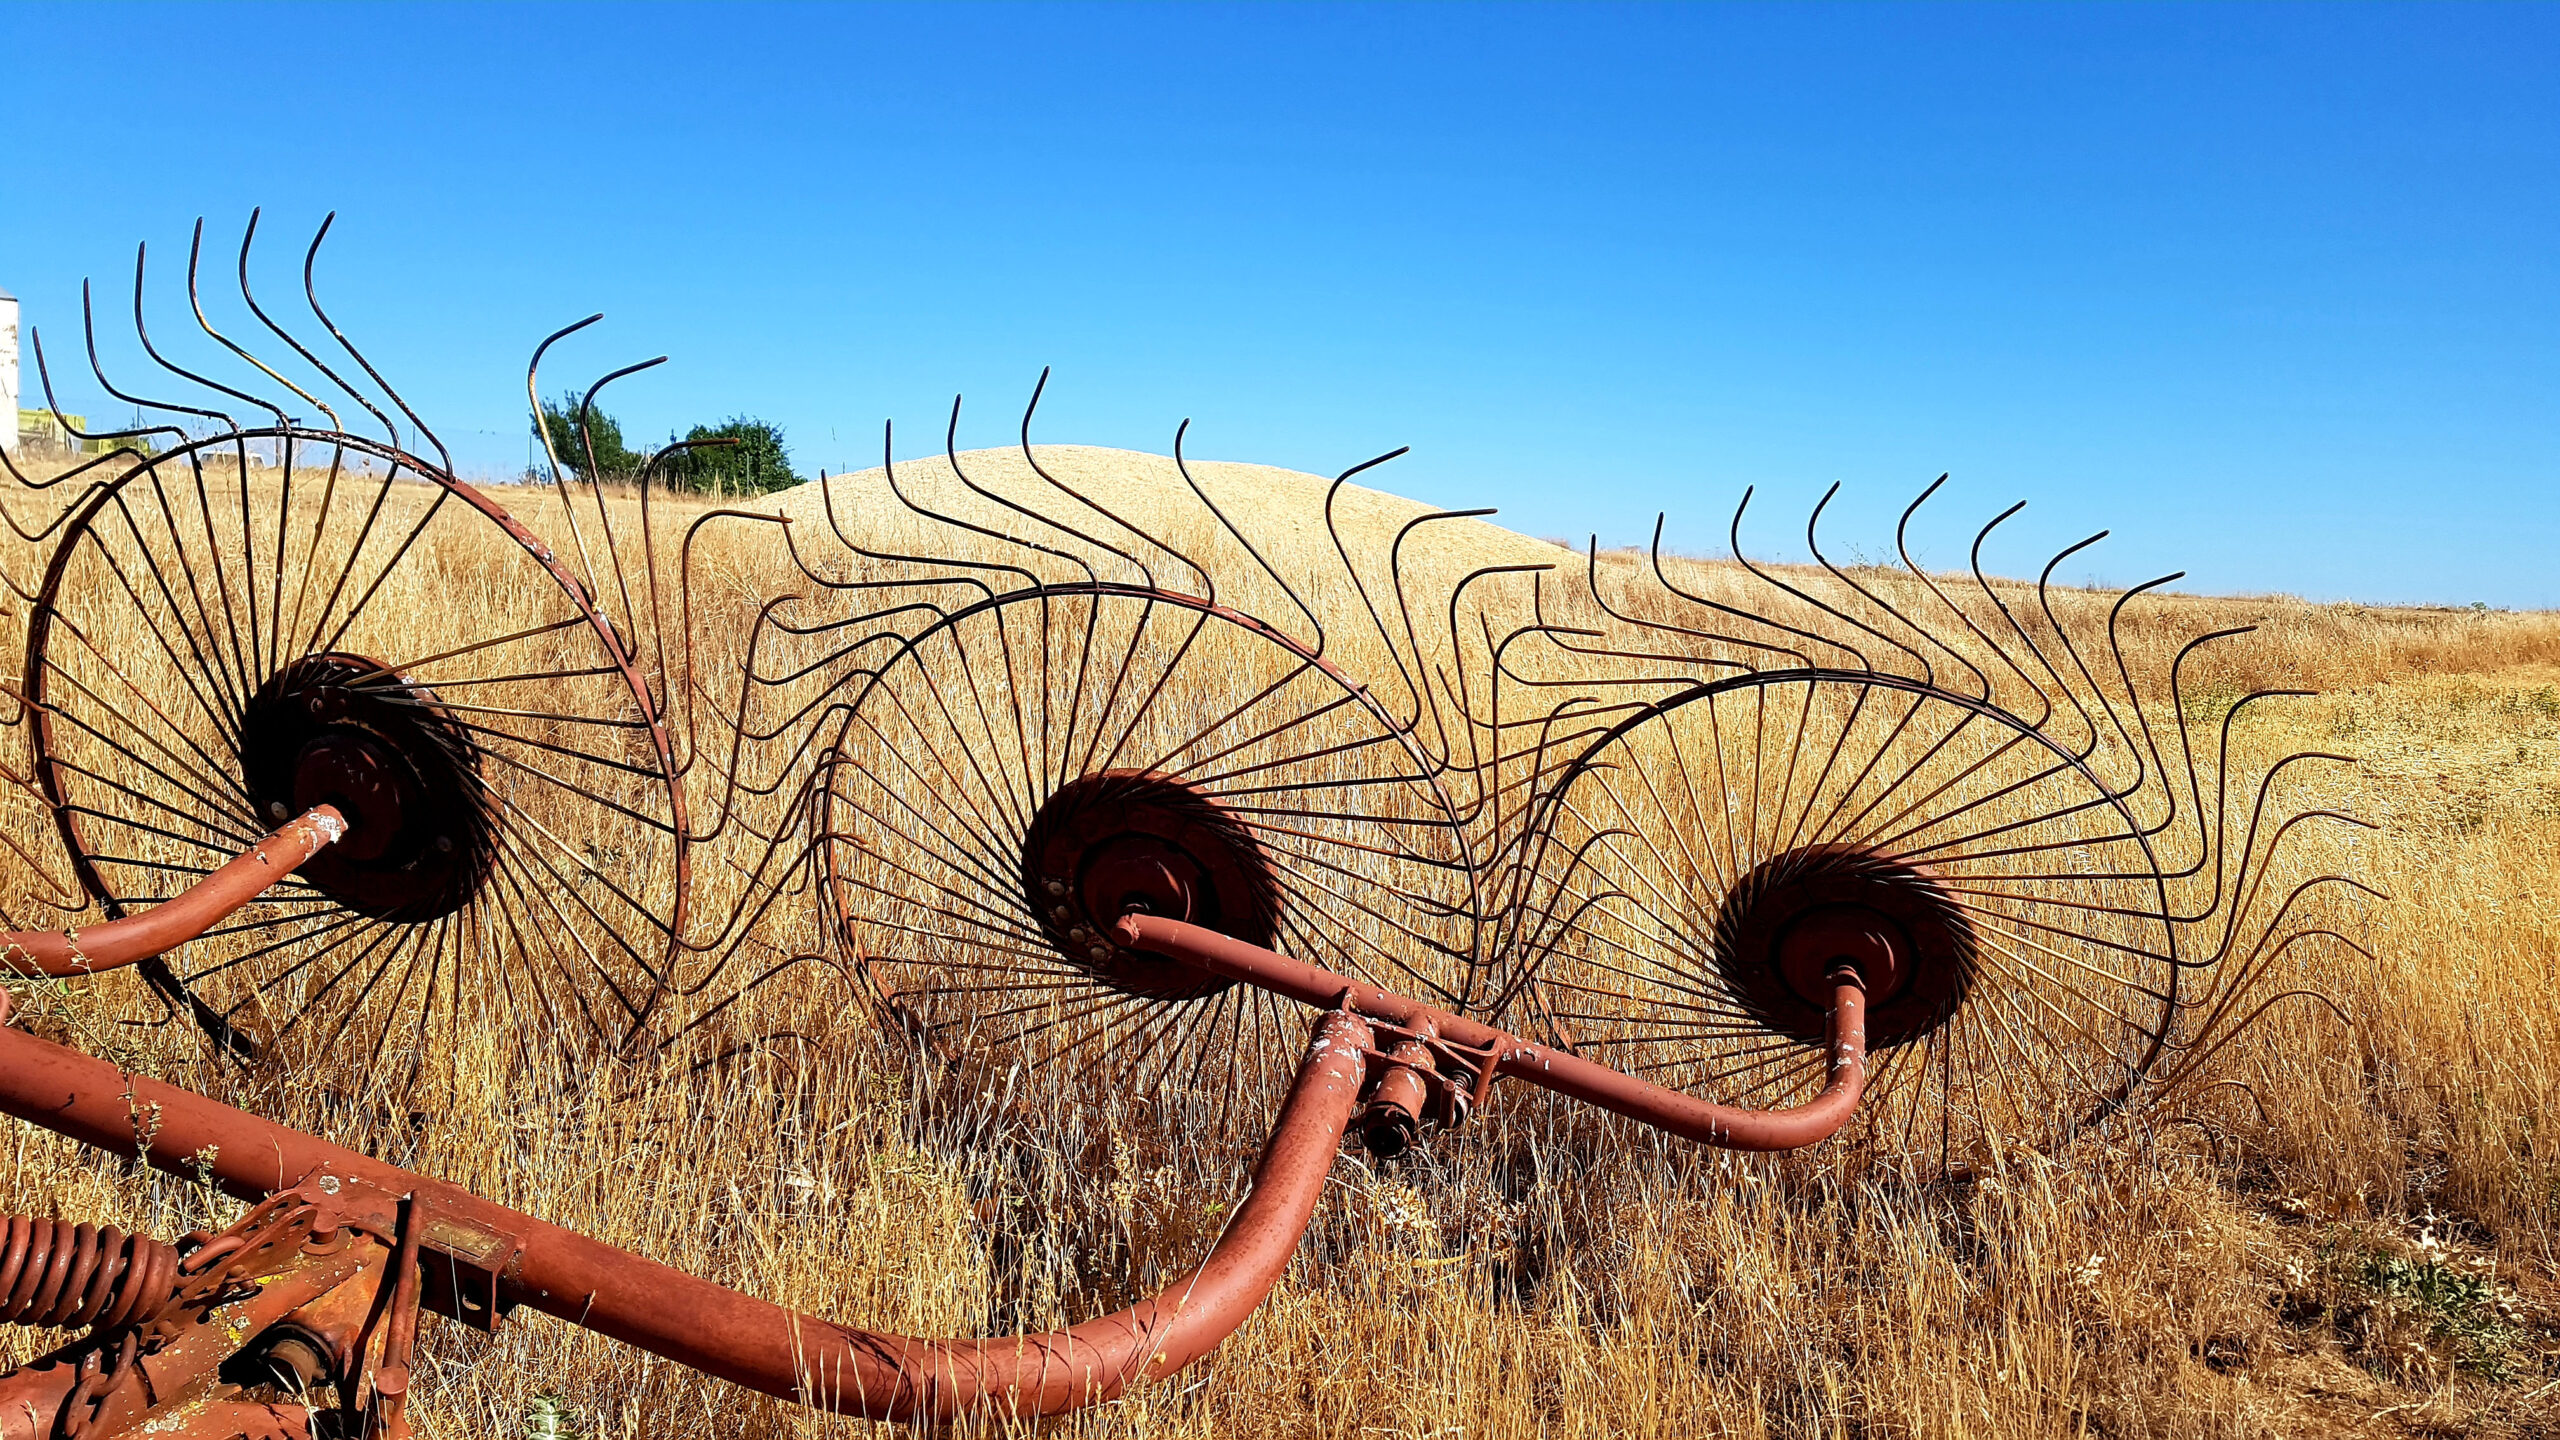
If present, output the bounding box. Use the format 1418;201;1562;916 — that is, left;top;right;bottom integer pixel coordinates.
0;1216;180;1332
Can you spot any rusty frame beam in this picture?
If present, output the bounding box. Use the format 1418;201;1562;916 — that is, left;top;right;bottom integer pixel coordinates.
0;806;345;978
1114;913;1871;1152
0;1004;1377;1423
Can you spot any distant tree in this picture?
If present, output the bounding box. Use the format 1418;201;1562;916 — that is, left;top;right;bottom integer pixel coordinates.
665;416;799;495
534;391;642;478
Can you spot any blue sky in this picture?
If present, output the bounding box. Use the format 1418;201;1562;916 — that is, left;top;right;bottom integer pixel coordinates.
3;3;2551;606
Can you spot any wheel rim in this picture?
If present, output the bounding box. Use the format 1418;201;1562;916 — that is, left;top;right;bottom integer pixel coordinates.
23;430;687;1078
821;584;1480;1112
1506;669;2178;1170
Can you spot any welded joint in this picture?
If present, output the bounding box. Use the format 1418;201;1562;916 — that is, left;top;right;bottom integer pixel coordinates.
1349;1015;1494;1157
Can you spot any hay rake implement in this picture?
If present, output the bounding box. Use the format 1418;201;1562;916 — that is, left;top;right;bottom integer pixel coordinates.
0;220;2365;1435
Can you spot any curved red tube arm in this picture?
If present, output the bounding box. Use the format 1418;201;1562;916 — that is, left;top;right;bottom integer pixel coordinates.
0;806;346;977
1115;913;1868;1151
0;1005;1374;1422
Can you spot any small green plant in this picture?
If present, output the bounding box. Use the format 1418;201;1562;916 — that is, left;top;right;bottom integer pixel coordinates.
522;1392;582;1439
2339;1225;2529;1380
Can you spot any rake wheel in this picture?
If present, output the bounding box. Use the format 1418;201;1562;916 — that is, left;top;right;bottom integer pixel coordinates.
1481;478;2357;1172
820;583;1479;1105
1514;671;2175;1164
20;428;685;1073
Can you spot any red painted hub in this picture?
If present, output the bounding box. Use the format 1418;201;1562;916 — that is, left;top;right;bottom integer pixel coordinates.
241;653;493;923
1713;843;1975;1048
1021;770;1280;1002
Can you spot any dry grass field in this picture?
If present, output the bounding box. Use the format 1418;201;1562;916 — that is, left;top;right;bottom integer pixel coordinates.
1;441;2555;1439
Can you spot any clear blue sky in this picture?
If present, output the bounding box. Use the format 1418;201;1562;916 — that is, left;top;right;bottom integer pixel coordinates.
4;3;2551;606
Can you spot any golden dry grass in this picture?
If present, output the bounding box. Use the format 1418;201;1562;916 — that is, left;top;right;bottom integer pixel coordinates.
1;444;2555;1439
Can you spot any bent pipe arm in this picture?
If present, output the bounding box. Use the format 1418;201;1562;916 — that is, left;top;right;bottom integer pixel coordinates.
0;806;346;977
1115;913;1868;1151
0;1006;1374;1422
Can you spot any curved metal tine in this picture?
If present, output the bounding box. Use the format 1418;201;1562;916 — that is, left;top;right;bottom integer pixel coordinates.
1888;477;1996;702
1719;486;1901;679
1499;782;1643;983
1639;507;1871;675
808;437;1043;819
1014;369;1206;596
2169;877;2377;1063
80;278;231;435
239;216;406;452
524;314;615;612
1385;506;1510;769
841;410;1091;592
1433;563;1563;802
2199;749;2359;956
1173;420;1326;654
191;218;328;686
570;357;670;652
1479;687;1622;949
1482;592;1680;822
75;297;263;735
1570;525;1824;672
2013;533;2116;764
302;213;452;472
811;425;1041;598
1789;483;1942;684
2156;625;2256;892
2183;688;2320;931
2026;546;2181;833
632;437;744;776
1321;450;1432;733
224;211;343;432
252;217;410;456
146;228;290;688
110;229;283;438
931;398;1105;588
0;375;159;564
1962;504;2066;730
2155;985;2355;1103
2088;575;2197;848
1392;502;1505;737
2180;831;2379;999
867;414;1070;803
686;584;852;841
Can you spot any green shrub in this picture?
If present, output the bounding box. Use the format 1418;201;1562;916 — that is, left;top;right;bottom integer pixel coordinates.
664;416;798;496
534;392;641;478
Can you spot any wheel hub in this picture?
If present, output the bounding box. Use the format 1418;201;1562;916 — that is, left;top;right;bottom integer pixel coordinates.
1713;843;1975;1048
1021;770;1280;1002
241;654;493;923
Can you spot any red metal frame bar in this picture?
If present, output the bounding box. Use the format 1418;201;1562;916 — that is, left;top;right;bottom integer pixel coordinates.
1114;914;1870;1151
0;1004;1377;1424
0;863;1873;1429
0;806;345;978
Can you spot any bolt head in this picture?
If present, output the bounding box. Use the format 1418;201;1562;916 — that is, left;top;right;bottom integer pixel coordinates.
434;835;454;854
268;801;290;822
1044;878;1067;897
